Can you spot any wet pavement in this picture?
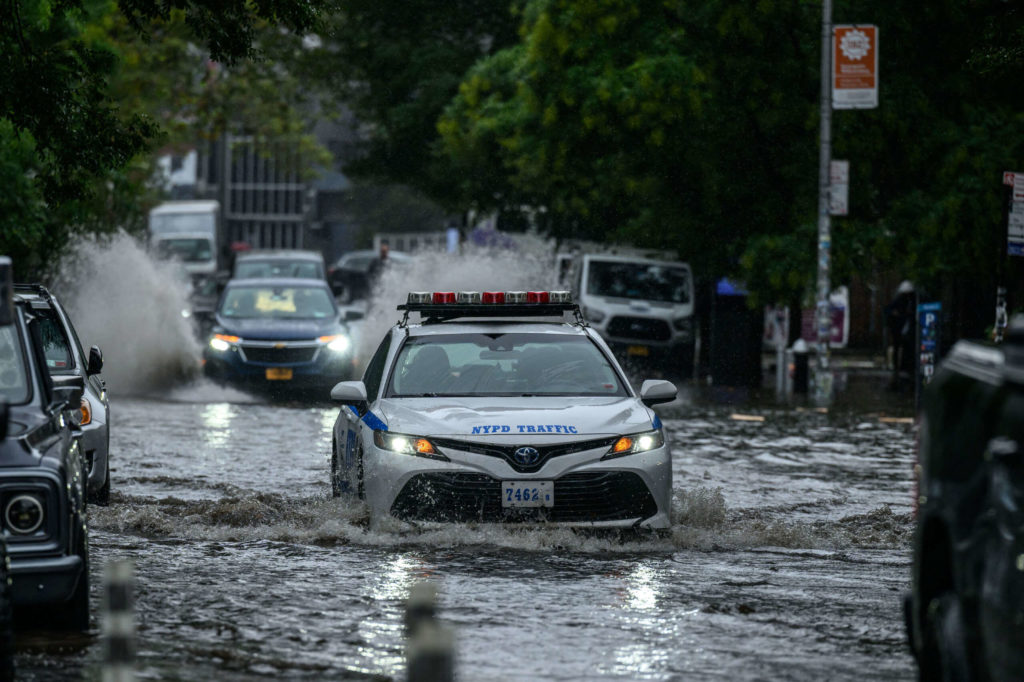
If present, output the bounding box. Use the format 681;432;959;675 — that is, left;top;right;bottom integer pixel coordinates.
15;378;917;680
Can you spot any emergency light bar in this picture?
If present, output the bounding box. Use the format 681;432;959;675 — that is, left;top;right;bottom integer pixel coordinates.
399;290;579;322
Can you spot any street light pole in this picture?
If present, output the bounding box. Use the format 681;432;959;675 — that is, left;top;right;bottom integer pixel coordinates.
815;0;834;406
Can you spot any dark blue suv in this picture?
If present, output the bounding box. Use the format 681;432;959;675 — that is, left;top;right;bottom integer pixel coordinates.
0;258;89;630
203;278;356;397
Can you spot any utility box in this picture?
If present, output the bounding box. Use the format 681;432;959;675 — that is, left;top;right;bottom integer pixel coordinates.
709;279;763;388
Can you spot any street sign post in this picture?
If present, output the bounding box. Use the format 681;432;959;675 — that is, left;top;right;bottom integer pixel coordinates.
833;26;878;110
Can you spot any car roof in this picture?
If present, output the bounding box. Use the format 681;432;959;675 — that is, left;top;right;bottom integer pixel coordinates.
337;250;412;264
582;253;690;268
149;201;219;214
12;284;57;308
403;320;590;337
236;250;323;262
225;277;333;289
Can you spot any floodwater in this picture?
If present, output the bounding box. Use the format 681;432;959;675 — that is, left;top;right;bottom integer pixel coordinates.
14;377;917;681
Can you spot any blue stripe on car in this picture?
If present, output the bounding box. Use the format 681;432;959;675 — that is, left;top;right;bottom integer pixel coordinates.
348;405;389;431
652;414;662;430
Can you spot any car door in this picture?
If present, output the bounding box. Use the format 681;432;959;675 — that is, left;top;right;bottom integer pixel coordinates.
340;333;392;477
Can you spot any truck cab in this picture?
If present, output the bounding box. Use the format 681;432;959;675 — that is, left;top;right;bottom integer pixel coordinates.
148;200;220;277
570;253;696;377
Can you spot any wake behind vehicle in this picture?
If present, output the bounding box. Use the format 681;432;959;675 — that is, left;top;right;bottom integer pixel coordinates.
13;284;110;504
330;290;676;529
906;317;1024;681
203;277;357;397
570;254;696;377
0;259;90;630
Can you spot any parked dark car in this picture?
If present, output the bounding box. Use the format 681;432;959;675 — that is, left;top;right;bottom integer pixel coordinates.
14;284;111;504
0;259;90;630
328;249;412;302
203;278;357;397
906;315;1024;681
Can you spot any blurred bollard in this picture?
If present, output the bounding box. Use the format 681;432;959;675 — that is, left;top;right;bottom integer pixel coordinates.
405;582;454;682
102;560;135;682
792;339;809;395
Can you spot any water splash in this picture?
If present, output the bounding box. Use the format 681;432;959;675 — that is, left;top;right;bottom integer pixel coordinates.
53;232;201;394
356;235;559;367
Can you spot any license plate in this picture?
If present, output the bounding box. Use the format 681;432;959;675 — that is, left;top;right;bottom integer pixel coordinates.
627;345;650;357
265;368;293;380
502;481;554;508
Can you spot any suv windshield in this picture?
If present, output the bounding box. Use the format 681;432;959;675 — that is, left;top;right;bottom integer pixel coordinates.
387;333;627;398
219;285;336;319
0;324;30;403
235;260;323;279
586;260;691;304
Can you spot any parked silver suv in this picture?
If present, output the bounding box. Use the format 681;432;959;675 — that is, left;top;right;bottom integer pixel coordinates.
13;285;110;504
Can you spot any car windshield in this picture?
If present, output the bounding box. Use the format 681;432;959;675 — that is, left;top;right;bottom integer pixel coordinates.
235;260;323;279
0;324;30;403
586;260;691;303
37;312;74;372
387;333;627;398
158;238;213;263
219;285;336;319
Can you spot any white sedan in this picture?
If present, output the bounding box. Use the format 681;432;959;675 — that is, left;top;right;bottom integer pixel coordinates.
329;291;676;529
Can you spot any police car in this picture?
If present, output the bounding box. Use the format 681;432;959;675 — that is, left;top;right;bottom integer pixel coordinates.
329;291;676;529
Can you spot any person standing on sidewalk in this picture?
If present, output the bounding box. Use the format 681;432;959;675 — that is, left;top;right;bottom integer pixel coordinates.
885;280;916;390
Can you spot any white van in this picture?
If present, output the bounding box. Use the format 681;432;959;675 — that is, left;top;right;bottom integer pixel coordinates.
148;200;220;277
572;253;696;376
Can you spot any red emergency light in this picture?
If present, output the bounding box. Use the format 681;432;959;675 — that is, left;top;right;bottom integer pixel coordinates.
432;291;456;304
526;291;550;303
482;291;505;304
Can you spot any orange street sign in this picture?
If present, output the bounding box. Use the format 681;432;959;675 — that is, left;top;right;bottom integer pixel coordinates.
833;25;878;110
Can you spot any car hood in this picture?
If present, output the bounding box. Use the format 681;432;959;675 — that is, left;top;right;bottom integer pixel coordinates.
375;396;657;439
215;315;344;341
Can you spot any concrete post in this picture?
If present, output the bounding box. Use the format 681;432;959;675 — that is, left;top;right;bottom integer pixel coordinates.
102;560;135;682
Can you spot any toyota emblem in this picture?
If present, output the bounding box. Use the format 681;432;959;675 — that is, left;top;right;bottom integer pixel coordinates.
513;446;540;466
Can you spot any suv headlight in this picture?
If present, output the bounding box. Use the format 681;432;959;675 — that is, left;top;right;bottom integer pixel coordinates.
602;429;665;460
319;334;351;353
583;306;606;323
373;431;448;461
209;334;239;352
6;494;44;534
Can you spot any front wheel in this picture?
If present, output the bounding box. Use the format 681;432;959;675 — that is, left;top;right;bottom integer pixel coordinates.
90;457;110;506
356;446;365;500
53;526;89;631
331;442;343;498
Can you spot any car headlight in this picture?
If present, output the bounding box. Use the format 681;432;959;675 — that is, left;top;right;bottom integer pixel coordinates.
320;334;351;353
5;494;44;534
373;431;448;461
209;334;239;352
80;397;92;426
602;429;665;460
583;306;606;323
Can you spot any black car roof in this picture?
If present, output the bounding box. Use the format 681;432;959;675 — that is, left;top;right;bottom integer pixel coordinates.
224;277;332;288
235;250;323;262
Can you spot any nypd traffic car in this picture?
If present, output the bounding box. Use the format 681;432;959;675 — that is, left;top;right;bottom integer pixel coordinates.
329;291;676;529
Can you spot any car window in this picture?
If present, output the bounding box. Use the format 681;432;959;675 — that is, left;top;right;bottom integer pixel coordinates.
386;333;627;398
36;311;74;372
0;324;30;403
158;238;213;263
220;285;336;319
362;335;392;401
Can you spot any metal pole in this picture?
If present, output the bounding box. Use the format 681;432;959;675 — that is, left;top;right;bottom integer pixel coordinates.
814;0;834;406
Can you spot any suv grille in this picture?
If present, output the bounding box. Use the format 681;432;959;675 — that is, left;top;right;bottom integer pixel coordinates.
390;472;658;523
241;345;317;364
606;316;671;341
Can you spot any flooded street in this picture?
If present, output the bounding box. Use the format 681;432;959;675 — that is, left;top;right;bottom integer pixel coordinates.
16;381;916;680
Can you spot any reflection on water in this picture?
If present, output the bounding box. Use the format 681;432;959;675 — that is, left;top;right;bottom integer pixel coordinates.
16;396;916;681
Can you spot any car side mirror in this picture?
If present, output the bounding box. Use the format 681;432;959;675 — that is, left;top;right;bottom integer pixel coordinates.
331;380;368;406
87;345;103;375
639;379;677;406
0;400;8;440
343;309;365;322
51;374;85;409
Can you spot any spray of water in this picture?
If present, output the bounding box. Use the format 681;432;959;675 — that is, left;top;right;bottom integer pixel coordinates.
54;232;201;394
355;235;559;368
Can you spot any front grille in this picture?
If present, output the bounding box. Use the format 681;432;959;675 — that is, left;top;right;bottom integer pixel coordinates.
606;316;671;342
390;471;657;523
241;345;317;364
430;436;617;473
